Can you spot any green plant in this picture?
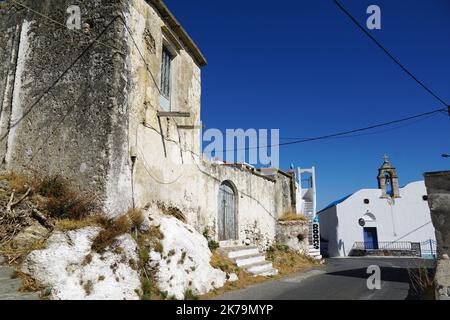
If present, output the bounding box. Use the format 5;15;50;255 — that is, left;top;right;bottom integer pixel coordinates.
208;240;219;251
184;289;199;300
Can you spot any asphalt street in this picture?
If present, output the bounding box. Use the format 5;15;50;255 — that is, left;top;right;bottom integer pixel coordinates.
216;257;436;300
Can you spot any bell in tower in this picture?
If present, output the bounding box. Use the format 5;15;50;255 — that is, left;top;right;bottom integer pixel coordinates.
377;154;400;198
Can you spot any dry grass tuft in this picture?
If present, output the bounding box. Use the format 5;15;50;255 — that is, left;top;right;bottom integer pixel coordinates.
278;212;308;222
127;208;145;229
83;280;93;296
91;215;132;253
55;215;108;231
407;267;435;299
156;201;186;222
0;172;33;193
12;271;43;292
0;240;48;265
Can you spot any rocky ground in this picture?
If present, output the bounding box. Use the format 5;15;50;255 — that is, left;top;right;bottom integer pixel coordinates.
0;173;316;300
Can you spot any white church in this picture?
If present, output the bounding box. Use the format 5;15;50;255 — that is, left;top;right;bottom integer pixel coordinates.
318;156;436;258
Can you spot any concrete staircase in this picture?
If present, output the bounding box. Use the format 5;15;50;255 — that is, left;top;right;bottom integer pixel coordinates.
218;245;278;276
0;256;39;300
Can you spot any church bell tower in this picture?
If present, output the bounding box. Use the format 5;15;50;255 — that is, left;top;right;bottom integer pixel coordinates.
377;155;400;198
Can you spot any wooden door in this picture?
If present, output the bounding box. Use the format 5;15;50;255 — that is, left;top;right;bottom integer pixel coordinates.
218;182;237;241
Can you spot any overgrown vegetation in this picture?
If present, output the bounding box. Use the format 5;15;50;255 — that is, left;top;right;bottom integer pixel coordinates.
130;220;166;300
203;228;219;251
12;270;43;293
278;212;308;222
33;175;98;220
91;215;132;253
201;245;319;299
156;201;186;222
200;251;267;299
266;244;318;274
407;267;435;300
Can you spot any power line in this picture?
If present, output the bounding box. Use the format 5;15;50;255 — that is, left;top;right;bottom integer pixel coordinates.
278;111;439;141
118;16;162;96
216;107;447;152
333;0;448;107
10;0;124;54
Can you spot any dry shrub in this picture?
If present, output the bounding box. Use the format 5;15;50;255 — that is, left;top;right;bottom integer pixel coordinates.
210;251;239;274
156;201;186;222
0;172;32;193
12;271;43;292
266;245;318;274
0;240;47;265
91;215;132;253
278;212;308;222
36;176;97;220
407;267;435;299
127;208;145;229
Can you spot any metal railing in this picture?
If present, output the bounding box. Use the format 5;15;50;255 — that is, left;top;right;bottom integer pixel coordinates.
351;239;437;259
352;241;413;251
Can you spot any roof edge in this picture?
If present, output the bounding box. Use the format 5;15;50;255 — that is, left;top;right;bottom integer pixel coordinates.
148;0;207;67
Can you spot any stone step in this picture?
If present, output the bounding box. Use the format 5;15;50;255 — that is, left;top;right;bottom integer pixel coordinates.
219;246;259;259
233;253;266;267
254;268;279;277
0;279;22;295
309;249;321;254
243;261;273;274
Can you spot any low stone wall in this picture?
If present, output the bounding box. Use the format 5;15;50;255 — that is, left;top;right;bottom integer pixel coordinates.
349;249;420;257
435;260;450;300
275;220;309;254
424;171;450;300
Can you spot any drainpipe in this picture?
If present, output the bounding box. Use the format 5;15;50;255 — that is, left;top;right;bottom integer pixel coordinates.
289;169;296;212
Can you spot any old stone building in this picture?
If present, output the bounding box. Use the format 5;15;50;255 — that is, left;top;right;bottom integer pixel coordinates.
0;0;298;249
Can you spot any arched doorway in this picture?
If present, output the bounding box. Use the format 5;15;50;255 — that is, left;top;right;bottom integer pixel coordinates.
218;181;237;241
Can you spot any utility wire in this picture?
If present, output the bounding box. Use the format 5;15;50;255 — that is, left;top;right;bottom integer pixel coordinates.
0;16;120;143
278;112;439;141
10;0;124;54
333;0;448;107
216;107;447;152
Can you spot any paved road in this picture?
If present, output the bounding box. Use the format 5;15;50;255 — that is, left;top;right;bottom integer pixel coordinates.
217;258;435;300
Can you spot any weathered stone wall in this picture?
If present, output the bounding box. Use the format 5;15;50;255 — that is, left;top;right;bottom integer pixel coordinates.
276;220;309;254
0;0;295;248
124;0;294;249
424;171;450;257
424;171;450;300
0;0;132;216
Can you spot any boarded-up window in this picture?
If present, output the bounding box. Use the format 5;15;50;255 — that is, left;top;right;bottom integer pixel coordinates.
161;46;172;98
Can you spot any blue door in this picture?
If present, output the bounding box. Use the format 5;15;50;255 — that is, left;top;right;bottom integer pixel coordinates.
363;227;378;250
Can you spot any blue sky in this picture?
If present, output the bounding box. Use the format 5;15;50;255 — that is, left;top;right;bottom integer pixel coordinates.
164;0;450;210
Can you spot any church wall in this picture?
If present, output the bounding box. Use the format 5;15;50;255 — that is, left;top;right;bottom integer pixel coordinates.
319;181;436;257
